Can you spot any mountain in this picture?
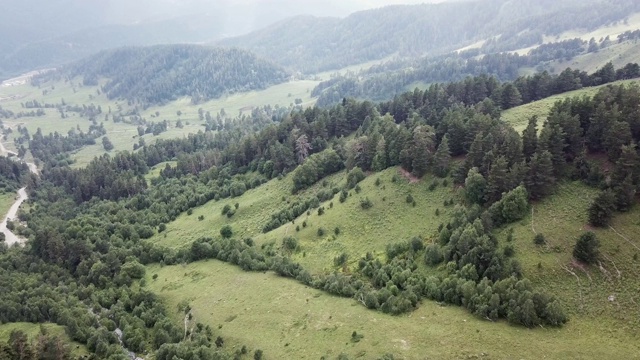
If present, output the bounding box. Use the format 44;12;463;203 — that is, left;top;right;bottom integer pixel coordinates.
0;0;443;80
46;45;290;106
219;0;640;73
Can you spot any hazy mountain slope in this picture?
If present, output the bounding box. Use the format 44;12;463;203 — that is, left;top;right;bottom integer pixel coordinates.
48;45;290;106
220;0;640;73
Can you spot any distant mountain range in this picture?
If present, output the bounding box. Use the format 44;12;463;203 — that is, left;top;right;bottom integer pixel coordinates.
219;0;640;73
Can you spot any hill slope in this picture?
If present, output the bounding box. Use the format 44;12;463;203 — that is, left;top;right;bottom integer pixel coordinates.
48;45;290;106
219;0;640;73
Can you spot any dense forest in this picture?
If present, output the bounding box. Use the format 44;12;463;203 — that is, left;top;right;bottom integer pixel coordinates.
220;0;640;73
2;57;639;357
34;45;289;107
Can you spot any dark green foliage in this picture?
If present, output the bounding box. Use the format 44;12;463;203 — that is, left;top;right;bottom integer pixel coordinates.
317;228;325;237
588;190;616;227
406;194;414;204
489;185;529;226
64;45;289;106
433;134;451;177
254;349;263;360
282;236;299;252
534;233;546;246
503;244;515;257
425;244;444;266
334;253;349;267
346;167;366;189
318;207;325;216
360;198;373;209
573;232;600;264
220;225;233;238
464;168;486;205
334;227;341;236
102;136;114;151
292;149;344;193
351;331;364;343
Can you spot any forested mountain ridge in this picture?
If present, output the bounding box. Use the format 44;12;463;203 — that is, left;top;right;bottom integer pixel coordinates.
219;0;640;73
41;45;290;106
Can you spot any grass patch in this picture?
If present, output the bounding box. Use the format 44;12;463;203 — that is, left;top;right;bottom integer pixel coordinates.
501;78;640;133
0;77;320;167
0;191;16;219
146;259;640;359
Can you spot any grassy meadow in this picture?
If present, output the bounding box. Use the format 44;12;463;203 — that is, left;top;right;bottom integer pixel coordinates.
146;166;640;358
146;257;640;360
501;79;640;133
0;76;319;167
149;167;459;273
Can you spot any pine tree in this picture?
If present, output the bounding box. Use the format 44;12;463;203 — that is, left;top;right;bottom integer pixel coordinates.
410;125;436;177
538;122;567;177
613;175;636;212
433;134;451;177
573;232;600;264
612;143;639;185
465;167;487;205
603;121;632;162
522;116;538;161
501;83;522;109
486;156;509;204
525;150;555;200
588;190;616;227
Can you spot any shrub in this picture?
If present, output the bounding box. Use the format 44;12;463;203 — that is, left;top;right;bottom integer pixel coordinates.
425;244;443;266
318;207;325;216
334;227;341;236
503;244;515;257
317;227;325;237
360;198;373;209
282;236;299;252
222;204;232;215
573;232;599;264
533;233;546;246
334;252;349;267
406;194;414;204
220;225;233;238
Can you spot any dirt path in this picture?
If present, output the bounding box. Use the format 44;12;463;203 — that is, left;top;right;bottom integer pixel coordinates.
0;137;38;246
398;167;420;183
1;187;28;246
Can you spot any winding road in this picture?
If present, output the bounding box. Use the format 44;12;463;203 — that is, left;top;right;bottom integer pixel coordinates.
0;137;37;246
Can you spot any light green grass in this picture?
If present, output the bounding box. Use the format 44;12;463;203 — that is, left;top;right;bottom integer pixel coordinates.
0;322;89;356
0;191;16;219
550;40;640;75
150;167;459;273
0;77;320;167
496;181;640;329
501;79;640;133
146;258;640;360
150;171;292;249
255;168;458;273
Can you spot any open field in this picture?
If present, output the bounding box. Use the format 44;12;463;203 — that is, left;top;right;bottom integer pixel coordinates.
149;167;459;273
146;257;640;360
549;40;640;74
0;191;16;220
0;77;320;167
0;322;89;356
501;79;640;133
497;182;640;330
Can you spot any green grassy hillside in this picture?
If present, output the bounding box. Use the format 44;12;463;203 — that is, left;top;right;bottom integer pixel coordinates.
146;165;640;358
501;78;640;133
